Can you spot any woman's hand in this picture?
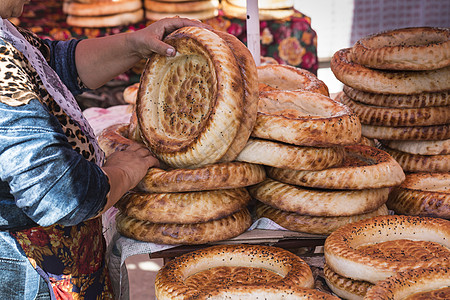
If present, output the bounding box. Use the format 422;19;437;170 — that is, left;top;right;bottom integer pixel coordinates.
98;143;159;216
76;17;212;89
128;17;212;58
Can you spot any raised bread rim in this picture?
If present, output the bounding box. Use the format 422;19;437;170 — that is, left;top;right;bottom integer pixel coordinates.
116;188;250;223
255;202;389;235
331;48;450;94
252;90;361;147
267;144;405;190
249;178;389;217
324;215;450;283
155;244;315;299
136;161;265;193
235;138;345;171
338;92;450;127
350;27;450;71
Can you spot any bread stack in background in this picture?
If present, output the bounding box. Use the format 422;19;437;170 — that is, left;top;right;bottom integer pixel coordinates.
331;27;449;220
235;64;404;235
221;0;294;20
144;0;219;21
63;0;144;28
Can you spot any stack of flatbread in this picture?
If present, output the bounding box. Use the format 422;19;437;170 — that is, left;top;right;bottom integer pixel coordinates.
98;27;267;245
331;27;449;219
144;0;219;21
237;64;405;235
323;215;450;299
63;0;144;28
221;0;294;20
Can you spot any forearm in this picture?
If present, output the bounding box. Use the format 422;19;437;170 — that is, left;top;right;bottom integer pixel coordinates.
75;32;141;89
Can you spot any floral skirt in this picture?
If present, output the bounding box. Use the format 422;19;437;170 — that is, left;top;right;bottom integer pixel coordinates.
12;218;114;300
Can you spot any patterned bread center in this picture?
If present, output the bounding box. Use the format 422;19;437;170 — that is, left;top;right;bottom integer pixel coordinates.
404;286;450;300
356;240;450;262
184;266;283;292
158;55;215;139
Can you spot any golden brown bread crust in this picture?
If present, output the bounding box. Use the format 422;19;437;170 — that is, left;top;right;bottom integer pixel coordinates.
227;0;294;10
257;64;329;96
155;244;315;299
324;215;450;284
235;138;345;171
212;30;259;162
337;92;450;127
197;286;339;299
387;172;449;219
362;123;450;141
137;27;244;168
116;207;252;244
97;123;134;157
66;9;144;27
267;145;405;190
249;178;389;217
252;90;361;147
136;161;265;193
323;263;372;300
382;146;450;172
343;85;450;108
331;48;450;94
123;83;139;105
364;267;450;300
63;0;142;16
144;0;218;13
116;188;250;223
144;8;219;20
382;138;449;155
221;0;294;20
255;202;389;235
350;27;450;71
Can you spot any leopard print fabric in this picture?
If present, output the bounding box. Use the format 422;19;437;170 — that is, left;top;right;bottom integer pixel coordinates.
0;31;96;163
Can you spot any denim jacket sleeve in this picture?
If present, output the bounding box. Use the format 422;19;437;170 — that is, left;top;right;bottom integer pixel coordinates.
0;99;109;227
43;39;88;96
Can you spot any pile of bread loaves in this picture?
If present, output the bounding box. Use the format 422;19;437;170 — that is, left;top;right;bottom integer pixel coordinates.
96;26;450;299
98;26;408;244
63;0;144;28
332;27;449;220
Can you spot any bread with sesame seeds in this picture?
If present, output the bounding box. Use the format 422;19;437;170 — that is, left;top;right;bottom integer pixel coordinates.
331;48;450;94
350;27;450;71
155;244;319;299
364;266;450;300
257;64;329;96
386;172;449;219
137;27;254;168
324;215;450;284
251;90;362;147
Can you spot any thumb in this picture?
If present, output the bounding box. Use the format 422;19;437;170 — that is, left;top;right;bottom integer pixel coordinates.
151;39;176;57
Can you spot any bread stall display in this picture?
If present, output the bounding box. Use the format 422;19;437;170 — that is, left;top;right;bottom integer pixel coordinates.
63;0;144;28
144;0;219;21
221;0;295;21
323;215;450;299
